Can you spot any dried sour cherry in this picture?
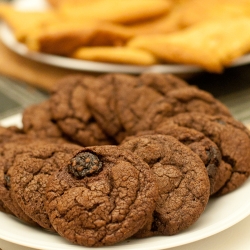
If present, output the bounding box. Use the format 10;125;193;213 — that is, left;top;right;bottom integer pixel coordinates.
68;151;103;178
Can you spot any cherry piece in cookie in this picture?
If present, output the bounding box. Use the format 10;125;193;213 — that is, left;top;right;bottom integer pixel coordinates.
68;151;103;178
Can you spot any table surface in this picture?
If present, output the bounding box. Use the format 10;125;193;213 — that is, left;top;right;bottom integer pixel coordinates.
0;64;250;250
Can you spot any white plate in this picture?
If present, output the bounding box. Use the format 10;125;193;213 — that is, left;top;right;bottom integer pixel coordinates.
1;113;250;250
0;22;201;75
1;0;250;75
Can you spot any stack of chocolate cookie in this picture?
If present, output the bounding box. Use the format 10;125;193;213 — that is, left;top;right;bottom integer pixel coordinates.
0;73;250;247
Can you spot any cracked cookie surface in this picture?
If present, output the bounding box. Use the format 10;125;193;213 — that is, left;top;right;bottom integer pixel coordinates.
0;127;35;217
2;141;81;229
86;73;189;143
114;74;231;136
45;145;158;247
120;134;210;237
159;112;250;195
134;122;222;195
0;140;46;225
86;74;128;143
22;100;64;140
50;74;114;146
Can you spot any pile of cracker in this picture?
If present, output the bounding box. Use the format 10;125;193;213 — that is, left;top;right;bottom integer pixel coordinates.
1;0;250;72
0;73;250;247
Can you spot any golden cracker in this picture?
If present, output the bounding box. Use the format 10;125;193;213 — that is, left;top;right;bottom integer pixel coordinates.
128;17;250;72
58;0;172;24
25;21;134;56
72;46;159;65
0;4;57;41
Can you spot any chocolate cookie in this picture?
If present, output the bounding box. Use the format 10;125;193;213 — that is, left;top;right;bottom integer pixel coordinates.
86;74;127;143
0;140;42;225
135;122;222;195
86;73;190;143
50;74;114;146
166;86;231;116
158;112;250;195
8;141;81;231
139;73;189;95
22;100;64;140
45;145;158;246
114;74;231;136
0;126;29;214
120;134;210;237
0;125;23;144
0;200;10;214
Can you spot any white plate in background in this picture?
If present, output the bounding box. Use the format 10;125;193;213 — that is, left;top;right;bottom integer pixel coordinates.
1;0;250;75
0;22;201;75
